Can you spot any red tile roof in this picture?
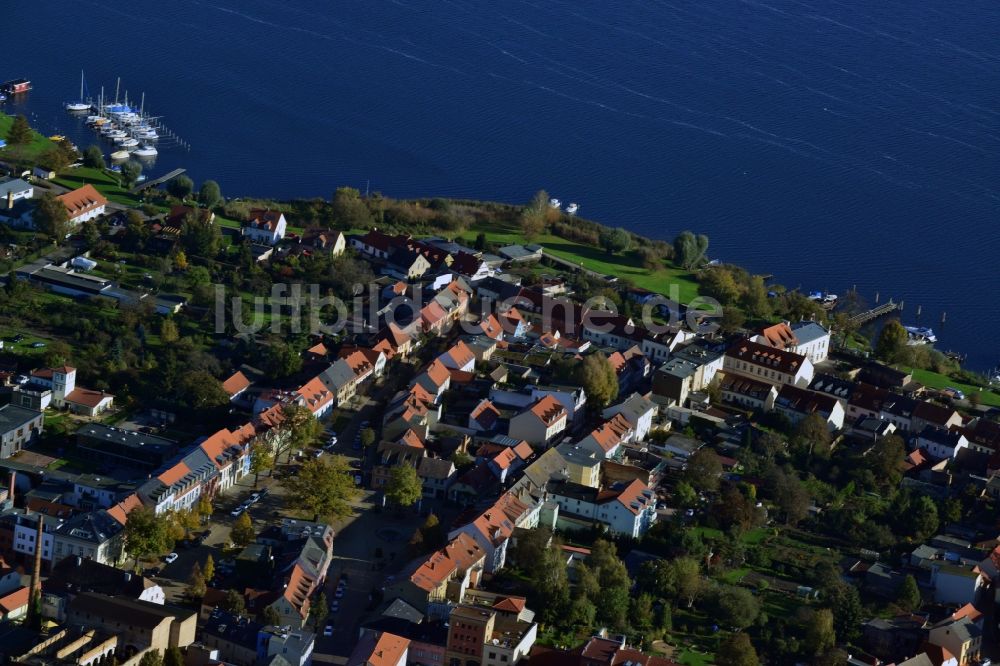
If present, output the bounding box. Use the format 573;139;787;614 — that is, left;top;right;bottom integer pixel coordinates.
157;462;190;487
423;360;451;389
0;586;29;613
222;370;251;396
106;494;142;525
758;322;798;348
365;632;410;666
529;395;566;426
64;388;113;409
57;185;107;220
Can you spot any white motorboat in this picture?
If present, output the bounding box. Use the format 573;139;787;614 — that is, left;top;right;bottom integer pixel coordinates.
118;138;139;148
131;144;158;157
110;150;130;160
548;198;561;209
904;326;937;345
566;203;579;215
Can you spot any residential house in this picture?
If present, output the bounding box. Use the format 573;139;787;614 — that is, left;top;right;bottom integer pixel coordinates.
508;396;567;447
927;615;981;666
222;371;252;403
56;185;108;226
448;493;534;573
0;177;33;209
266;532;333;630
242;210;288;246
483;441;535;483
50;510;123;566
372;432;426;491
603;394;658;441
350;229;398;260
469;399;502;433
28;365;113;416
445;601;537;666
914;426;968;461
719;374;777;411
575;414;633;460
412;360;452;403
912;401;963;434
753;321;831;365
449;251;491;282
417;457;456;499
651;341;724;406
724;339;814;387
303;228;346;256
774;384;846;430
0;404;43;459
547;478;657;539
347;631;409;666
438;340;476;373
384;532;486;612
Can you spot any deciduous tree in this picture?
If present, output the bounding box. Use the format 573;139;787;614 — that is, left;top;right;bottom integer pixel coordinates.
167;174;194;200
385;465;422;507
230;512;255;547
199;180;223;209
121;160;143;188
34;192;71;241
83;145;105;169
876;320;909;363
685;447;722;493
283;455;358;521
716;633;760;666
673;230;709;269
124;506;173;568
599;227;632;255
575;352;618;408
897;574;921;612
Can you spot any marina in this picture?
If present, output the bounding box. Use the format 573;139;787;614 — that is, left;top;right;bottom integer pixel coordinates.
53;74;190;165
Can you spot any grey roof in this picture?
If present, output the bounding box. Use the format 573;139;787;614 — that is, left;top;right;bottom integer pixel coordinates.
382;597;425;624
319;359;356;391
53;510;122;544
672;340;724;365
897;656;934;666
77;423;177;452
498;244;542;260
0;178;31;197
203;609;263;648
417;457;455;480
790;320;830;345
612;393;657;420
658;357;698;379
0;404;42;433
31;266;111;294
931;615;982;641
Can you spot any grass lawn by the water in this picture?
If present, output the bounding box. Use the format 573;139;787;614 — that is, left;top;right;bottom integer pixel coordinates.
53;166;139;206
908;367;1000;407
455;222;701;302
0;112;56;163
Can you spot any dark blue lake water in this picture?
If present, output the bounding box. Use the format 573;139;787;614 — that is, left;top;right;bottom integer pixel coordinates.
4;0;999;370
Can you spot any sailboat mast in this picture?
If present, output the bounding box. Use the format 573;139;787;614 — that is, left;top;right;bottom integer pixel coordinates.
115;77;120;104
79;70;84;101
140;92;145;117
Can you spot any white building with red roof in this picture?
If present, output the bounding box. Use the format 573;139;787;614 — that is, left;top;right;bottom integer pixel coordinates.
242;209;287;245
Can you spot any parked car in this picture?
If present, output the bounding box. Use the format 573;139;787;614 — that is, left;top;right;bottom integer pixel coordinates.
231;507;244;518
30;342;45;348
323;624;333;637
329;600;340;613
164;552;179;564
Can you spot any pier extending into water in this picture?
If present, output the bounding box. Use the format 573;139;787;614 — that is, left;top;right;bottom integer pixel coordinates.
130;168;186;194
848;300;901;327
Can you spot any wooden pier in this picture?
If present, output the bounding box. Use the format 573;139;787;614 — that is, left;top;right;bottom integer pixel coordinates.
848;300;900;326
129;168;187;194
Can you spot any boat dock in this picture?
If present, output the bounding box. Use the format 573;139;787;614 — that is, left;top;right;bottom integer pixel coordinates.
848;299;900;327
129;168;186;194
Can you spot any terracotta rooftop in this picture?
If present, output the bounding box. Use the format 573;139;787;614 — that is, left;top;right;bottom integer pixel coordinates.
529;395;566;426
222;370;251;396
57;184;107;218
